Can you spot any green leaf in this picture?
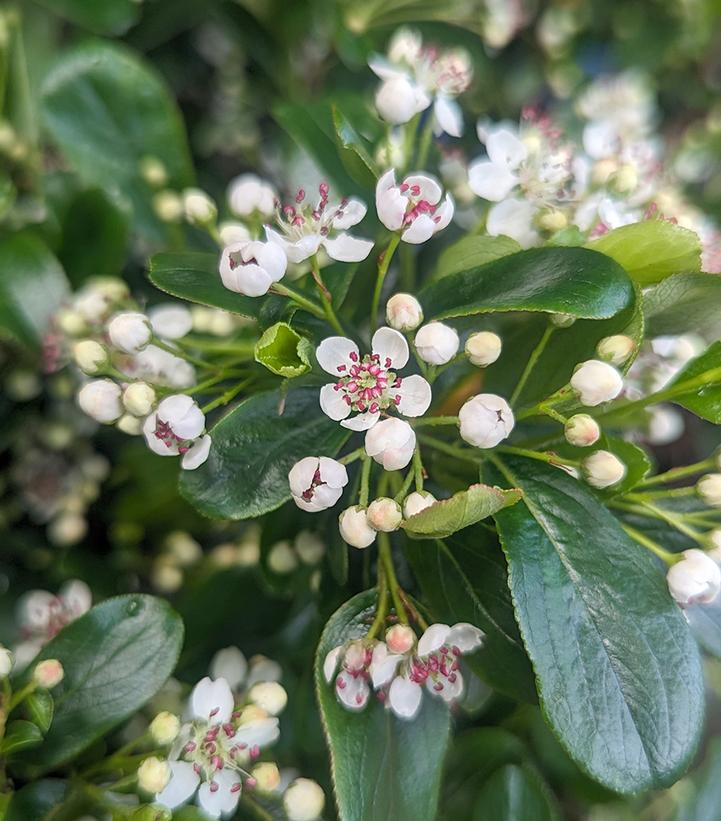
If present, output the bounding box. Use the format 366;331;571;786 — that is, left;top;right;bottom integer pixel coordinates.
644;273;721;336
432;235;522;281
0;721;43;755
180;387;350;520
404;525;536;703
0;232;69;348
24;690;54;734
148;251;263;318
33;0;140;34
316;590;451;821
666;341;721;423
587;220;701;285
419;247;634;321
7;780;68;821
673;739;721;821
492;456;704;794
473;764;559;821
15;595;183;773
41;42;193;244
402;483;521;538
255;322;313;377
332;106;379;188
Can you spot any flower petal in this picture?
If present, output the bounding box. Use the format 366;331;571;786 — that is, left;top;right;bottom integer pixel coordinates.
318;456;349;489
433;195;455;232
210;646;248;690
315;337;360;376
190;677;234;724
403;174;442;205
467;159;518;202
335;671;370;711
448;623;484;653
341;411;379;431
433;96;463;138
487;198;538;247
181;435;211;470
401;213;436;244
288;457;319;496
417;623;451;657
320;384;352;421
388;676;423;720
396;374;432;417
486;128;527;170
323;646;343;683
368;54;405;80
370;643;403;689
197;768;241;820
332;198;367;229
372;327;409;369
234;716;280;748
323;233;374;262
376;169;407;231
156;761;199;809
143;412;179;456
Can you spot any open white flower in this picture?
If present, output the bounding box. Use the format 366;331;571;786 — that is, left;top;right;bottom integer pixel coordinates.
365;418;416;471
667;549;721;606
142;395;211;471
125;344;196;390
289;457;348;512
265;183;373;263
227;174;277;218
458;394;514;449
219;239;287;297
149;304;194;340
317;327;431;431
323;640;374;712
376;170;454;244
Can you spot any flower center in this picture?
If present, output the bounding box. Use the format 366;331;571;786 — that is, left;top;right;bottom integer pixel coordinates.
302;467;326;502
179;716;256;795
333;352;401;415
408;644;461;692
275;182;347;241
399;184;443;226
154;419;193;454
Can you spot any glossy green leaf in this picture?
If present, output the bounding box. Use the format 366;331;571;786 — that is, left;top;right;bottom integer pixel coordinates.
7;780;68;821
33;0;140;34
404;525;536;703
332;106;379;188
588;220;701;285
316;590;451;821
41;42;193;243
255;322;313;377
492;457;704;794
644;273;721;336
686;597;721;660
667;341;721;423
0;232;69;348
402;483;521;538
180;387;350;520
15;595;183;773
432;235;521;281
148;251;263;318
0;721;43;755
24;690;54;734
673;739;721;821
419;247;634;321
473;764;559;821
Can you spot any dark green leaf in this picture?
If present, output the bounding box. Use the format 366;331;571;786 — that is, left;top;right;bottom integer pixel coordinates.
0;721;43;755
255;322;313;377
473;764;559;821
432;235;521;281
419;247;634;321
180;387;350;520
645;273;721;336
7;780;68;821
686;597;721;660
33;0;139;34
15;595;183;772
332;106;379;188
667;341;721;423
492;456;704;794
556;436;652;499
316;590;451;821
673;739;721;821
24;690;54;734
588;220;701;285
404;525;536;703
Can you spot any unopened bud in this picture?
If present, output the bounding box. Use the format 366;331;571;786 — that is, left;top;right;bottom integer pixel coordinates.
153;190;184;223
137;756;171;794
117;414;144;436
582;450;626;489
139;156;168;188
33;659;64;689
149;711;180;745
123;382;156;417
550;313;575;328
375;76;424;125
339;506;376;549
48;512;87;546
538;209;567;232
249;681;288;716
165;531;202;566
183;188;217;225
0;646;13;677
294;531;325;565
367;497;403;532
267;540;298;574
667;549;721;606
386;293;423;331
414;322;460;365
403;491;436;518
698;474;721;508
459;393;514;448
591;158;618;186
73;340;108;375
571;360;623;406
108;312;152;354
56;308;87;337
78;379;123;423
283;778;326;821
596;335;635;366
386;624;415;654
564;414;600;447
465;331;501;367
611;164;638;194
252;761;281;792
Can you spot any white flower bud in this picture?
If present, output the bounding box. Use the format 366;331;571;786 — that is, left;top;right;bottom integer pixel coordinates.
386;624;415;654
267;540;299;574
647;406;684;446
108;312;152;354
77;379;123;423
0;647;13;677
582;450;626;488
165;531;202;566
564;414;601;447
151;562;183;594
465;331;502;367
137;756;171;794
570;360;623;406
550;313;575;328
117;414;144;436
218;221;251;246
414;322;460;365
73;340;108;375
249;681;288;715
596;335;635;366
239;704;269;724
149;304;193;340
252;762;281;792
403;490;436;518
139;156;168;188
283;778;326;821
538;209;568;232
56;308;87;337
227;174;277;218
365;418;416;471
33;659;64;689
375;76;425;125
611;164;638;194
459;393;514;449
386;293;424;331
698;474;721;508
123;382;156;417
294;531;325;565
48;512;87;546
149;711;180;745
367;497;403;532
153;190;184;222
339;506;376;549
182;188;217;225
667;549;721;606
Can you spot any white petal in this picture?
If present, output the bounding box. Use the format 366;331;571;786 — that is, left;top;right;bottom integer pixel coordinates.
368;55;405;80
234;716;280;748
486;198;538;247
168;404;205;441
401;214;436;244
323;233;374;262
428;671;464;702
376;170;407;231
417;624;451;656
210;647;248;690
332;198;367;229
59;580;92;618
318;456;349;489
190;677;234;724
396;374;432;417
255;242;288;281
319;384;351;421
486;128;527;170
370;644;403;689
403;174;442;205
197;768;241;819
156;761;199;809
181;435;211;470
335;671;370;711
372;327;409;369
246;656;283;687
433;96;463;138
448;623;484;653
323;646;343;684
467;160;518;202
143;412;179;456
288;457;319;496
307;483;343;510
315;336;359;376
583;121;618;159
283;234;323;264
149;304;194;340
433;195;454;232
341;411;379;431
388;676;422;720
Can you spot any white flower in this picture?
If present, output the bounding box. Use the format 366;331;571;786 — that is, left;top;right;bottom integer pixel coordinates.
338;506;376;548
210;647;248;691
403;490;436;518
465;331;501;367
458;394;514;449
570;360;623;407
108;312;152;354
367;497;403;532
154;190;184;223
142;395;211;471
317;328;431;431
597;334;635;366
386;293;424;331
374;75;429;125
123;382;156;417
77;379;123;424
646;406;684;446
283;778;326;821
323;640;374;711
582;450;626;488
564;414;601;447
138;757;171;794
182;188;217;225
73;340;107;375
376;170;454;244
698;474;721;508
126;344;196;390
219;239;287;298
667;549;721;606
365;418;416;471
414;322;459;365
227;174;277;218
249;682;287;716
149;304;194;340
266;183;373;263
288;456;348;512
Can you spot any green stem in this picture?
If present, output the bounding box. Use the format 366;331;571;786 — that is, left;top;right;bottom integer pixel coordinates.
418;434;481;463
394;467;416;503
378;533;408;623
638;457;715;488
629;486;697;500
367;571;389;639
151;338;208;370
496;444;578;467
339;446;366;465
411;415;459;428
371;235;401;333
415;115;435;168
510;325;555;407
270;282;326;321
359;456;372;508
412;446;425;492
622;524;679;565
310;256;345;335
200;377;253;413
516;385;574;421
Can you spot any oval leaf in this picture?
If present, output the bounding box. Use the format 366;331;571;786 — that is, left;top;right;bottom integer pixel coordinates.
0;721;43;756
35;0;139;34
432;235;521;281
492;456;704;794
644;273;721;337
473;764;559;821
24;690;54;734
667;341;721;423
